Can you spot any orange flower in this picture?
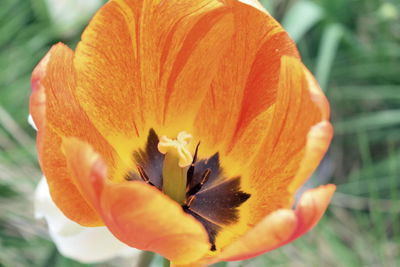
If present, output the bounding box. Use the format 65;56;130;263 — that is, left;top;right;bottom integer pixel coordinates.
30;0;335;265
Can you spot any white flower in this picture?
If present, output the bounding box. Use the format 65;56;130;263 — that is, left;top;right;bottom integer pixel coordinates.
35;178;140;264
239;0;267;12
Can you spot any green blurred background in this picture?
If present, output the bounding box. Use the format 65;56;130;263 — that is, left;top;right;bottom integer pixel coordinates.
0;0;399;266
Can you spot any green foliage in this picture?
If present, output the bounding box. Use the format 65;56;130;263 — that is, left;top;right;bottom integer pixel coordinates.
0;0;399;266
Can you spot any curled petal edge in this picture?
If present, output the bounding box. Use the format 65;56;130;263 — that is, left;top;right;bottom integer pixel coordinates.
213;184;336;262
287;64;333;193
288;121;333;193
30;50;50;132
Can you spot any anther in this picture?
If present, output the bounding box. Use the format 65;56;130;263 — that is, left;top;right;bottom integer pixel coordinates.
187;142;200;187
137;165;155;186
186;195;195;207
187;168;211;196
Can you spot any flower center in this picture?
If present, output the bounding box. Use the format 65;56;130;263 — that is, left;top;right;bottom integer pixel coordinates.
126;129;250;252
157;131;193;204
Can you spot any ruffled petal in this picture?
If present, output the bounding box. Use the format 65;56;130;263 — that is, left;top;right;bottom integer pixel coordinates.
288;121;333;193
287;68;332;192
30;52;49;133
62;138;211;264
242;56;331;224
42;127;103;226
62;137;105;211
213;184;335;262
217;210;297;261
287;184;336;242
32;44;110;226
30;51;49;160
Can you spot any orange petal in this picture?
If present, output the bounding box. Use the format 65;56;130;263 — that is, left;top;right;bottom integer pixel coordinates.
213;184;335;262
30;51;49;133
30;50;50;161
222;31;299;164
187;6;302;248
42;128;103;226
62;137;105;211
74;0;146;142
193;1;299;157
161;7;235;132
217;210;297;262
32;44;109;226
187;3;305;250
288;121;333;193
40;43;117;170
243;56;331;223
234;32;299;139
287;68;333;192
101;181;210;264
287;184;336;242
73;0;229;150
62;138;210;264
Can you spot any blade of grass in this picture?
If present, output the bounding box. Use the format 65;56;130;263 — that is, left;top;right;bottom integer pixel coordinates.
334;110;400;134
357;132;386;264
0;105;36;159
387;140;400;237
315;23;343;91
331;85;400;101
281;0;324;42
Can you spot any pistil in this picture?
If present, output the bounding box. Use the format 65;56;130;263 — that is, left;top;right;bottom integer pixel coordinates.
158;132;193;204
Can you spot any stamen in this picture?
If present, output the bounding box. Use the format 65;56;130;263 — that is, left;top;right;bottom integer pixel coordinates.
137;165;155;186
158;131;193;204
186;195;195;207
186;142;200;187
187;168;211;197
131;129;251;253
